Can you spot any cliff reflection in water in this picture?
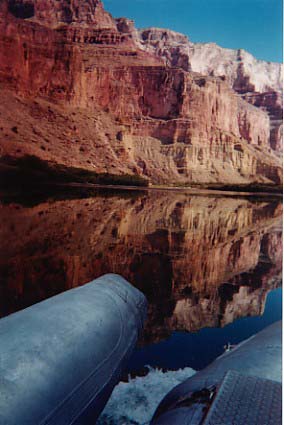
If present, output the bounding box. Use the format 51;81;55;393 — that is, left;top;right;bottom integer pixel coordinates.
0;190;282;344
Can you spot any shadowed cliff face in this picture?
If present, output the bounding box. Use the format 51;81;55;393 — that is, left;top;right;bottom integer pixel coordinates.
0;190;282;344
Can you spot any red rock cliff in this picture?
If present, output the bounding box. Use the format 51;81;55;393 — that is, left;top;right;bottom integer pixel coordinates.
137;29;283;155
7;0;116;26
0;0;282;186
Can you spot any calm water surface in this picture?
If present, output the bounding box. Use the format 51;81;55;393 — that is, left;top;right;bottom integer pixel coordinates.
0;188;282;372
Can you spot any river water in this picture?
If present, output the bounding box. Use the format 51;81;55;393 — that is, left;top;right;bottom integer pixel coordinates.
0;188;282;372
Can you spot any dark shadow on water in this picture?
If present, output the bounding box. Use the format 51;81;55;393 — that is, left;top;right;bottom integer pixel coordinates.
0;186;145;207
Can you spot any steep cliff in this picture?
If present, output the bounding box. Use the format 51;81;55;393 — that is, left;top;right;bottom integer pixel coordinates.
7;0;116;26
137;28;283;155
0;0;282;186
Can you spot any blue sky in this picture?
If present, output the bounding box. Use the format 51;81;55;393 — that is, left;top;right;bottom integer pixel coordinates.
104;0;283;63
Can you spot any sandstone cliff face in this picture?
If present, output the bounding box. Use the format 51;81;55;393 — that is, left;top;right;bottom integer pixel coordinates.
137;29;283;154
242;91;283;152
8;0;116;27
137;29;282;93
0;191;282;343
0;0;282;186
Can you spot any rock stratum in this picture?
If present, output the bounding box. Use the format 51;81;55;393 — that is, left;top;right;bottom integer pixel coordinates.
0;0;282;186
137;28;283;154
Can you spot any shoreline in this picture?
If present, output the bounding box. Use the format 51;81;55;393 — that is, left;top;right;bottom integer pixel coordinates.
0;155;282;198
0;181;282;203
57;182;283;198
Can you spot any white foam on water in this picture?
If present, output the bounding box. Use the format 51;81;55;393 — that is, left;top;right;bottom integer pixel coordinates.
97;366;196;425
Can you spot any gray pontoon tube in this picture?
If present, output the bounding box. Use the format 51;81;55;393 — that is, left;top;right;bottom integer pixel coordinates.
0;274;147;425
151;320;282;424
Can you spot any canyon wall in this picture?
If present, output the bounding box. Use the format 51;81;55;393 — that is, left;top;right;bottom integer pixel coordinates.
7;0;116;26
0;0;282;186
137;28;283;155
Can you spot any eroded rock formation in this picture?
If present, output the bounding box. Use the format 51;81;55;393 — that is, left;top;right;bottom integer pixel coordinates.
7;0;116;26
0;0;282;186
137;29;283;154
